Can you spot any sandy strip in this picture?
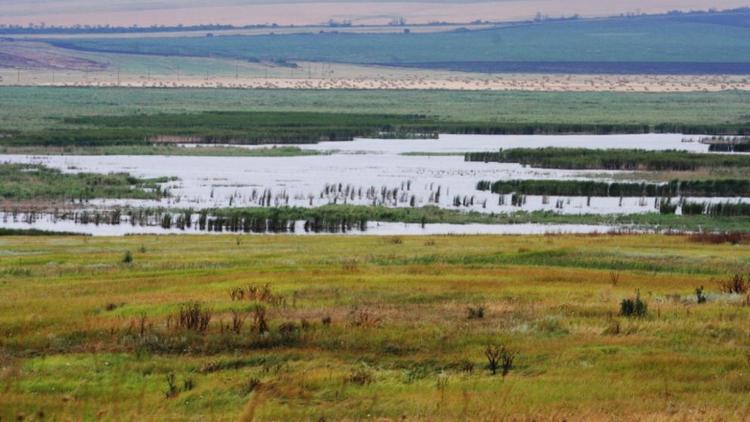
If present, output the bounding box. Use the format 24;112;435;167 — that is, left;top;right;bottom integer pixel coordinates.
3;74;749;92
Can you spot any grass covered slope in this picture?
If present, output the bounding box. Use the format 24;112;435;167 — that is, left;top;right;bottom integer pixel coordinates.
47;12;750;65
0;163;169;201
1;234;750;419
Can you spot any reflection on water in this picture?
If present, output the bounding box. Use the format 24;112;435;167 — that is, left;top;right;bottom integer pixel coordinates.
0;212;632;237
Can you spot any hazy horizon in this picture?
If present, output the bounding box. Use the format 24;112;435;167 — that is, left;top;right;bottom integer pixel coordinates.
2;0;749;27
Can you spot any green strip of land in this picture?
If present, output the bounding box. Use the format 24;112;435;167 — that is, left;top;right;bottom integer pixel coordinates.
0;163;171;201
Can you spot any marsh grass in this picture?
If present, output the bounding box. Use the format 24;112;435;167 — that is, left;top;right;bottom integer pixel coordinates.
467;148;750;171
0;163;170;201
477;178;750;197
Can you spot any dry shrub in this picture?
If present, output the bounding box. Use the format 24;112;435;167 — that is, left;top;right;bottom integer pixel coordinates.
128;312;149;337
229;284;285;306
602;319;621;335
689;231;749;245
278;321;299;336
171;303;211;333
454;359;474;373
341;259;359;272
609;272;620;286
485;343;517;377
241;378;262;395
718;274;748;294
105;302;123;311
253;306;269;334
467;305;485;320
346;365;375;385
348;307;381;328
231;310;248;334
229;287;245;301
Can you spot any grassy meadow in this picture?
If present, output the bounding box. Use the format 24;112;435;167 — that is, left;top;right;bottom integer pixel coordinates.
2;87;749;132
2;234;750;420
1;88;749;151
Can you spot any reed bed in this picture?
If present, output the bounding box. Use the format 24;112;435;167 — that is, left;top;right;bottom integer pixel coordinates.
466;148;750;171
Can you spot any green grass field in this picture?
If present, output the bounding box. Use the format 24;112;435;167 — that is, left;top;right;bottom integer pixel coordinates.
2;234;750;420
2;87;749;132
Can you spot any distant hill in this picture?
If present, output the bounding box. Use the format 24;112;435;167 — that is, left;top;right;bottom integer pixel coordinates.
3;0;750;27
43;10;750;74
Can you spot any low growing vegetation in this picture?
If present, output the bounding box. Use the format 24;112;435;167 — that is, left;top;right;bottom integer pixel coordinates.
1;234;750;419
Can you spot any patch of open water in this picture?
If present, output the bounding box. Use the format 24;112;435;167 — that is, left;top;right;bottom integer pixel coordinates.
0;134;740;235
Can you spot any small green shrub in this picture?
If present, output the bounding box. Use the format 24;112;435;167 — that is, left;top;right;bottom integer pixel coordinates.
620;290;648;318
164;373;178;398
696;286;707;304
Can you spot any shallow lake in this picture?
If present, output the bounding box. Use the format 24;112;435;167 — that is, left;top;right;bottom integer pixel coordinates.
0;134;740;235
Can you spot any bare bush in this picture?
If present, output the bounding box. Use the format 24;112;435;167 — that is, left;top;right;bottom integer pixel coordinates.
253;306;269;334
389;236;404;245
485;343;517;377
609;272;620;286
348;307;381;328
231;310;248;334
341;259;359;272
229;287;244;301
173;303;211;333
241;378;262;395
278;321;299;337
229;284;285;306
346;365;375;385
467;306;485;320
689;231;748;245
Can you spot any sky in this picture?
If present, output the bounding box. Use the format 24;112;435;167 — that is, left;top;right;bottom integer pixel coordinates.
2;0;749;27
